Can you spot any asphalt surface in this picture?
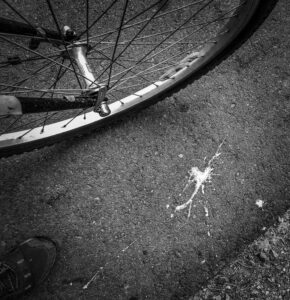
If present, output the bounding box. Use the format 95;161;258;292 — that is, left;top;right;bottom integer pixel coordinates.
0;0;289;299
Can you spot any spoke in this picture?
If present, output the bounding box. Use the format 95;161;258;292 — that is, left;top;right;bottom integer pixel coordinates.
41;58;67;131
41;112;50;133
1;112;57;136
78;0;119;40
120;0;207;30
110;0;232;90
65;52;83;89
0;35;95;86
3;0;35;30
109;83;144;93
17;112;59;139
0;53;60;66
0;116;22;135
0;83;84;95
110;87;141;97
87;56;159;67
89;21;208;55
92;13;235;52
143;7;239;64
46;0;62;33
0;60;57;93
92;3;216;84
40;57;69;98
96;41;196;46
63;108;88;128
107;6;240;92
1;55;77;95
86;0;89;46
95;48;158;87
88;56;154;65
99;0;170;88
45;0;83;89
107;65;173;88
106;0;130;87
0;32;68;45
0;35;71;58
103;54;182;86
107;91;118;102
86;0;206;49
0;83;53;94
106;48;189;90
86;0;162;52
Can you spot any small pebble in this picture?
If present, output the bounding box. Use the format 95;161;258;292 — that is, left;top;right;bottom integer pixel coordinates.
282;78;290;89
255;199;264;208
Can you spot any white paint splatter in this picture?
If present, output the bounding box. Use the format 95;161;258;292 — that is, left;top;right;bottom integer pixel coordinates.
166;204;170;209
178;154;184;158
175;141;224;218
255;199;264;208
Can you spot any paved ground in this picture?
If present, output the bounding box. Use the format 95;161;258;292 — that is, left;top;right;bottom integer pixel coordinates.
194;210;290;299
0;0;289;299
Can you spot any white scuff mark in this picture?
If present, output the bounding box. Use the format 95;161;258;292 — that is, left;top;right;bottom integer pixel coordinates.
204;206;209;217
166;204;170;209
121;239;137;252
83;266;104;289
175;140;224;218
178;154;184;158
255;199;264;208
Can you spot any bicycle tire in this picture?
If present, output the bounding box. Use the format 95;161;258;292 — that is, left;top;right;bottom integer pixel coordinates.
0;0;278;157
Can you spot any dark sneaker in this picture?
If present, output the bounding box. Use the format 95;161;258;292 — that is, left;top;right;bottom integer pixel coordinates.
0;237;57;299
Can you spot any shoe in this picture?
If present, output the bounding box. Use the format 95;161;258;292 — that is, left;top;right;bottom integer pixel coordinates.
0;236;57;299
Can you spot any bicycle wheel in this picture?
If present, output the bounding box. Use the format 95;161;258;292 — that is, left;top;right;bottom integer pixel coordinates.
0;0;278;157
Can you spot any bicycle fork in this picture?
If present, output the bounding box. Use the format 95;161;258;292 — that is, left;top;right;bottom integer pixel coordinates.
70;43;110;117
